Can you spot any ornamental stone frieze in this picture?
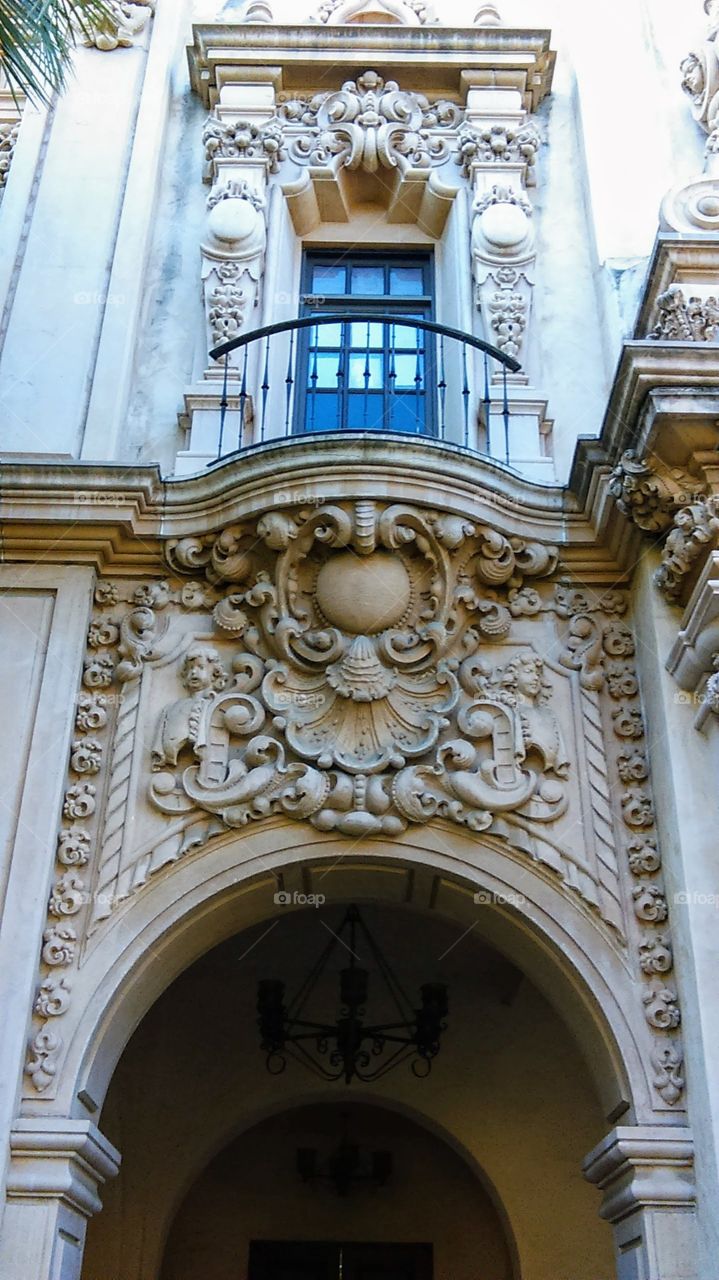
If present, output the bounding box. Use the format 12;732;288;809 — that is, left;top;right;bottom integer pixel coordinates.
21;495;686;1109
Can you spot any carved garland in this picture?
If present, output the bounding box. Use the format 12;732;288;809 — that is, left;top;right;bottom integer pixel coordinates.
25;610;115;1092
559;606;684;1106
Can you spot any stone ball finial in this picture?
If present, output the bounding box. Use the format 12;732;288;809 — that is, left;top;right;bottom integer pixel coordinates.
473;3;502;25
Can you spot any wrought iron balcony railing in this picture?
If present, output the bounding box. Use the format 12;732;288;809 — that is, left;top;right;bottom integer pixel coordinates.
209;314;521;466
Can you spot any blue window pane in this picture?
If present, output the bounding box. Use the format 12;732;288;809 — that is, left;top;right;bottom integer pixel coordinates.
312;321;343;348
305;392;340;431
308;352;343;389
393;353;423;390
312;265;346;295
348;352;383;389
347;393;386;430
389;393;426;433
351;265;384;295
349;321;384;348
389;266;424;296
391;322;422;351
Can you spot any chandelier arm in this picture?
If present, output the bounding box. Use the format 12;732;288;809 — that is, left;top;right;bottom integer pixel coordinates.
283;1040;346;1081
355;912;416;1024
362;1030;417;1045
284;1027;338;1041
286;927;342;1021
354;1044;418;1082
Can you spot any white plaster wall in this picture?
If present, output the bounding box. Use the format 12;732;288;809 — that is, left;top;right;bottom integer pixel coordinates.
0;47;149;456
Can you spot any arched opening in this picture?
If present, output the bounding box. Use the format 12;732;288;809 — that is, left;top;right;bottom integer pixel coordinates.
160;1102;513;1280
80;895;617;1279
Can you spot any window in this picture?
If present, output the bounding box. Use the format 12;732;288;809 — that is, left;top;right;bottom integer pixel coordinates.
296;252;435;437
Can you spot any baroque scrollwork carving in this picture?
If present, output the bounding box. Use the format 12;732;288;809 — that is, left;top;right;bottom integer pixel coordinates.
649;285;719;342
276;72;460;174
608;452;718;605
457;121;541;181
654;494;719;602
154;504;564;840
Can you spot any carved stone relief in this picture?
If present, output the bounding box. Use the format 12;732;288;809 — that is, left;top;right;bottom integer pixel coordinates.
608;451;717;604
23;500;685;1109
648;285;719;342
76;0;155;50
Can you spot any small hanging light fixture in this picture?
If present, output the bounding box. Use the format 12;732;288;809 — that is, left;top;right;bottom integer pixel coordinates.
256;905;448;1083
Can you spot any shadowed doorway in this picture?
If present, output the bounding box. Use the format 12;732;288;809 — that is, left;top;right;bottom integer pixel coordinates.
248;1240;433;1279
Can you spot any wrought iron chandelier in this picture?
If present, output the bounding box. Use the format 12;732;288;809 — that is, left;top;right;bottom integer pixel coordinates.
256;905;448;1083
297;1114;393;1197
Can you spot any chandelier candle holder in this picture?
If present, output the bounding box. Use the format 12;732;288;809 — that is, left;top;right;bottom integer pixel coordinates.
297;1117;393;1197
256;905;449;1083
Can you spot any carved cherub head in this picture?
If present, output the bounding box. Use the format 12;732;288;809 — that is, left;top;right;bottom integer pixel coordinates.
499;653;549;705
680;52;705;102
181;644;227;694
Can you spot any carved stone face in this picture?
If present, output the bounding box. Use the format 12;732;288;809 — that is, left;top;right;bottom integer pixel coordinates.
514;657;542;700
182;650;217;693
680;53;705;101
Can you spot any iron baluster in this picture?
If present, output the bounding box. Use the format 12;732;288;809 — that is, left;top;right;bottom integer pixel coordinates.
502;364;511;465
483;351;491;453
284;327;295;438
218;355;229;461
438;332;447;442
388;321;397;430
362;320;371;429
238;345;249;451
309;324;319;432
260;333;270;442
413;325;423;433
461;342;470;449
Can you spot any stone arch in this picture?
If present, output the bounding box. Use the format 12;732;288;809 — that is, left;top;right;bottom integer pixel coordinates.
42;822;651;1124
141;1092;522;1280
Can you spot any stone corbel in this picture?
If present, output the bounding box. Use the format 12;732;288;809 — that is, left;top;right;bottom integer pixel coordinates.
583;1126;698;1280
608;450;719;606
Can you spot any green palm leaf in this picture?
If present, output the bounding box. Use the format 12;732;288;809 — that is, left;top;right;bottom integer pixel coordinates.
0;0;118;104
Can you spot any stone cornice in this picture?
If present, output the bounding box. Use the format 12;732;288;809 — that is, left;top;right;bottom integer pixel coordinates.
1;434;629;580
633;233;719;340
187;23;555;108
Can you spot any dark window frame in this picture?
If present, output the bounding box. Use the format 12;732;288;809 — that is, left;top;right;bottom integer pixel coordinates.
294;250;437;438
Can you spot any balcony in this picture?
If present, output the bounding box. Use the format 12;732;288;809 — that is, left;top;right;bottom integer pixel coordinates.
201;314;523;471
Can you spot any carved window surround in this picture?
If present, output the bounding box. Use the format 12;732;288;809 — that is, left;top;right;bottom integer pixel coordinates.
182;22;556;471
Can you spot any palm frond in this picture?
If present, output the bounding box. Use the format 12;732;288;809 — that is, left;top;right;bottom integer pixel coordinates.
0;0;118;105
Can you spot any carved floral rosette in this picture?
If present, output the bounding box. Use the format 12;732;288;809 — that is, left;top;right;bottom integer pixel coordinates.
25;500;685;1109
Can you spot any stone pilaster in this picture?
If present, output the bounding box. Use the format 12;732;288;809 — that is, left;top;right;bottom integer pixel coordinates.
583;1126;698;1280
0;1120;120;1280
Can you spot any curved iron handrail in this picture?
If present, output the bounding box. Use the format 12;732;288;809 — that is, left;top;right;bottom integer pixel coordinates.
210;312;521;372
